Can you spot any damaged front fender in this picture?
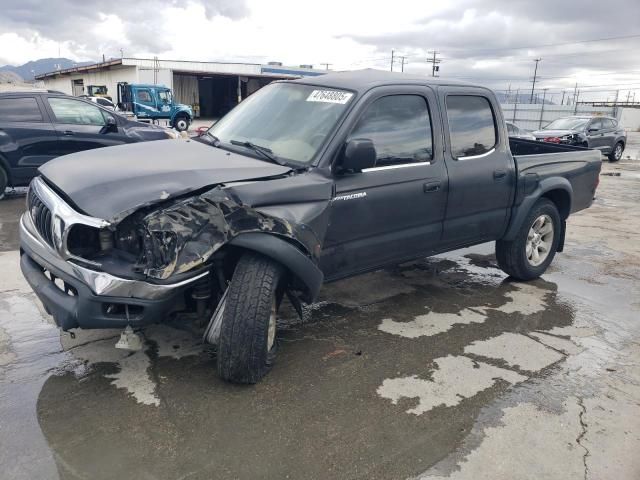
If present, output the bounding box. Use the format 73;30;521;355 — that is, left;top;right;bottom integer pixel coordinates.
139;186;318;282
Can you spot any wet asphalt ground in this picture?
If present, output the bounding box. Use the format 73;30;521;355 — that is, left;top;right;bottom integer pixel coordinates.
1;136;640;479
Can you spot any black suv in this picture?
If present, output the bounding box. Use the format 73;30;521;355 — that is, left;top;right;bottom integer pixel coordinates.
532;115;627;161
0;91;177;198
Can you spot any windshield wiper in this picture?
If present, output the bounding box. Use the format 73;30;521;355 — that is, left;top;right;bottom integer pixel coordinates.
230;139;287;166
203;131;221;146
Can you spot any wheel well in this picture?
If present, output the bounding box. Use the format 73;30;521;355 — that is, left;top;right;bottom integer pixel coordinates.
0;156;12;186
542;189;571;219
212;234;323;303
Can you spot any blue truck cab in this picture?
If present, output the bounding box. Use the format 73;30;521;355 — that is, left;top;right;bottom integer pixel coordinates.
116;82;193;132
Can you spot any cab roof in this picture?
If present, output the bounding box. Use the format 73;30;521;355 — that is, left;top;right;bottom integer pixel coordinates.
128;84;170;90
288;68;483;92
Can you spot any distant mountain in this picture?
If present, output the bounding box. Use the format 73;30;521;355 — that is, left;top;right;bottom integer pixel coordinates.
0;71;23;84
0;58;94;81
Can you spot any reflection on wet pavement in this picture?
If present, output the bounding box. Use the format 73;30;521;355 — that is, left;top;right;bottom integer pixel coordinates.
1;161;640;479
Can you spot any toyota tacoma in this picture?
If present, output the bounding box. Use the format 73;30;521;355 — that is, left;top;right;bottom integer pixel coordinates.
20;70;601;383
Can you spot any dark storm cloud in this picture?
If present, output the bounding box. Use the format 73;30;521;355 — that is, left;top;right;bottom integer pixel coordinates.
344;0;640;93
0;0;249;54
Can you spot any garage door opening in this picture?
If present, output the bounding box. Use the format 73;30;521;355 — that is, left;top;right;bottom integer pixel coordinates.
173;72;278;123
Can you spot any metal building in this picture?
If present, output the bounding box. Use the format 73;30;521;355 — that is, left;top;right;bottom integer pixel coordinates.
35;58;325;119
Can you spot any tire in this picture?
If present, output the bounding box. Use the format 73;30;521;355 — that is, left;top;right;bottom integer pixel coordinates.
0;167;8;200
608;141;624;162
217;252;283;384
496;198;561;281
173;115;190;132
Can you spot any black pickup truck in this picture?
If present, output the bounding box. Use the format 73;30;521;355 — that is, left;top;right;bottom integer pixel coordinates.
19;70;601;383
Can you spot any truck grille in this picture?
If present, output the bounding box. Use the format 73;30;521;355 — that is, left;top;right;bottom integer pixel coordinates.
28;187;55;248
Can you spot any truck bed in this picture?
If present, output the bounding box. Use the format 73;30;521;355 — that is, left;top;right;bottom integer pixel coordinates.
510;138;602;215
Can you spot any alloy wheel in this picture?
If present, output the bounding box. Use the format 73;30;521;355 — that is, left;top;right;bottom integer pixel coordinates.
526;214;554;267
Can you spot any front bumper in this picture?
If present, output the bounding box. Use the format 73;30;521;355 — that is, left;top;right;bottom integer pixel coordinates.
20;212;205;330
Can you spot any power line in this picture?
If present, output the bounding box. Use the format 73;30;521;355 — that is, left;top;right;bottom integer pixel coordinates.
438;32;640;55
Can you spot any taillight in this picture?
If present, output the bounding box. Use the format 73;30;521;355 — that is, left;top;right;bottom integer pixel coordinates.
544;137;562;144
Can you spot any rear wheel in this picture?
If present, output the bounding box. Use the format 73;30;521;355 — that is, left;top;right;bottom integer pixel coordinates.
0;167;8;200
217;252;283;384
173;115;190;132
496;199;561;280
608;142;624;162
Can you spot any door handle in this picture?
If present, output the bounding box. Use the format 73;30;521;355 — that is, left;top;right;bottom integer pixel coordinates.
424;181;441;193
62;130;74;136
493;169;507;180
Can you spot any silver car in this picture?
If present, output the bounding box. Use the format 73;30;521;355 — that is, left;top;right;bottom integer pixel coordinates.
532;116;627;162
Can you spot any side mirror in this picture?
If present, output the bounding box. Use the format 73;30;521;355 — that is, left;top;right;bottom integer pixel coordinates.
339;138;377;172
101;116;117;133
588;127;599;133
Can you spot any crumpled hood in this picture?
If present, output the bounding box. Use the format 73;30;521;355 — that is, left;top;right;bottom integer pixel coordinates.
39;139;291;222
533;129;580;138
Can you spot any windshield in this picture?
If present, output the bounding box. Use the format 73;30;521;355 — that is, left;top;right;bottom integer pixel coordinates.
544;117;589;131
209;83;354;164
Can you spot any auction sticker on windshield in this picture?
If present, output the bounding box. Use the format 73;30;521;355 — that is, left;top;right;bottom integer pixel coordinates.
307;90;353;104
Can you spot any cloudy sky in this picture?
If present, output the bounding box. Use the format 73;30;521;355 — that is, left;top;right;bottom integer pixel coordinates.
1;0;639;101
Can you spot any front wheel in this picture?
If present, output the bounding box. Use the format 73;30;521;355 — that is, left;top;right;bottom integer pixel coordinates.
496;199;561;280
173;115;190;132
608;142;624;162
217;252;283;384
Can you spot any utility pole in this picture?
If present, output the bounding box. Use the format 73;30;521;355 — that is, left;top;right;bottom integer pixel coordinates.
626;91;632;103
560;90;566;105
390;50;395;72
529;58;542;104
320;63;332;71
574;89;580;114
427;50;441;77
506;84;511;103
398;56;407;72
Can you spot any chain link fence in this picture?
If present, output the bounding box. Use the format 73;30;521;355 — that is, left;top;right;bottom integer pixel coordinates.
501;103;618;131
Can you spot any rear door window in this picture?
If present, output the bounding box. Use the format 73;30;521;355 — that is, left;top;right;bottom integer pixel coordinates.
349;95;433;168
589;119;603;131
48;97;106;125
446;95;497;158
0;97;43;122
602;119;615;130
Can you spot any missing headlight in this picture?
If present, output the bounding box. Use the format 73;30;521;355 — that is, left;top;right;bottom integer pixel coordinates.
66;224;101;258
115;213;145;257
116;226;142;255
